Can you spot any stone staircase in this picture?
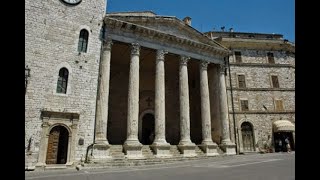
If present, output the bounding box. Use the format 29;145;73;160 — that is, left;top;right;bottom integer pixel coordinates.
170;145;182;157
142;145;155;159
109;145;125;159
195;145;206;157
79;145;229;170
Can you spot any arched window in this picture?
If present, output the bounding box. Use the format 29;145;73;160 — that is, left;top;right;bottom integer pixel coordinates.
56;68;69;94
78;29;89;53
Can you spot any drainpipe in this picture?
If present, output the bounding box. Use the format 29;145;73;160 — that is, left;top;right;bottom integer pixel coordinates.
226;55;239;155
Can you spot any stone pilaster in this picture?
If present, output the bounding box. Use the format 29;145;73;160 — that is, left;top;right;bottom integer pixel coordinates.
150;49;171;157
199;62;218;156
123;43;143;159
92;39;112;160
177;56;196;157
218;64;236;155
35;120;50;168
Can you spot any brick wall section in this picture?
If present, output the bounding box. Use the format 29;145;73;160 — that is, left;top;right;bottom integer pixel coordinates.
25;0;106;166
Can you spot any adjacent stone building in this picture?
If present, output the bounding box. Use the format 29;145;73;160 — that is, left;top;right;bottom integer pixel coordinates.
204;31;295;154
25;0;294;170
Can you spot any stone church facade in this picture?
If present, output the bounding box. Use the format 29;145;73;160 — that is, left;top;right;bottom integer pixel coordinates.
25;0;294;170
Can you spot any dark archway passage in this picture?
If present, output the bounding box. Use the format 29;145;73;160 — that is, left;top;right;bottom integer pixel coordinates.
46;126;69;164
273;132;295;152
140;113;155;145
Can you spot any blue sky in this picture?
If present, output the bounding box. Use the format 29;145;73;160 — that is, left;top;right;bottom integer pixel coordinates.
106;0;295;43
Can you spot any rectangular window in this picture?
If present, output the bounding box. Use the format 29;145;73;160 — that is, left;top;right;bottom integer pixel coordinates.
238;75;246;88
235;51;242;63
275;100;284;111
267;52;275;64
240;100;249;111
271;75;279;88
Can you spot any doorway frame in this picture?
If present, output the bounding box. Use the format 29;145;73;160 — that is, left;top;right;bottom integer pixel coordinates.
138;109;154;144
36;111;79;167
238;119;257;153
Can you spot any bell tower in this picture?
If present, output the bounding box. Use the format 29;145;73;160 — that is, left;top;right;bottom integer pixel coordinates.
25;0;108;169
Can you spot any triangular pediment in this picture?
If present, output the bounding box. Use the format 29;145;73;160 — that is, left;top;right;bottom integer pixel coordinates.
106;12;228;51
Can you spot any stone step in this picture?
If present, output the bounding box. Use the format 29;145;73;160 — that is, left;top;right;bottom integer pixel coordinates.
109;145;125;158
83;156;216;169
217;146;224;154
170;146;182;157
142;145;155;158
195;146;205;156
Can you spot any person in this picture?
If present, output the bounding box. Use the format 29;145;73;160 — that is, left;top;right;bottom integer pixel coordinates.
278;139;282;152
149;131;155;144
285;137;291;153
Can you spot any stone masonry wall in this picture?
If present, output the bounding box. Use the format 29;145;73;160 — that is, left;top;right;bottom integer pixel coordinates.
25;0;106;166
225;49;295;151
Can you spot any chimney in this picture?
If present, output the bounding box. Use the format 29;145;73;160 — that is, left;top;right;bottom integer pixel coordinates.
183;16;192;26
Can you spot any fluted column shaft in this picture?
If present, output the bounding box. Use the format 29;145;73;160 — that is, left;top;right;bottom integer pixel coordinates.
199;62;214;143
125;43;140;143
218;64;232;144
154;50;168;144
179;56;192;144
95;39;113;144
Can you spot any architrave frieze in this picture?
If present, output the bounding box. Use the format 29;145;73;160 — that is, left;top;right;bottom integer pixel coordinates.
104;17;230;64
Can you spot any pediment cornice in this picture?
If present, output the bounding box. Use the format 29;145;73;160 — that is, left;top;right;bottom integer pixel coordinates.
104;17;231;58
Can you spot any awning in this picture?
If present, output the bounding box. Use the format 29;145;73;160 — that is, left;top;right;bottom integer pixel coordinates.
273;120;295;132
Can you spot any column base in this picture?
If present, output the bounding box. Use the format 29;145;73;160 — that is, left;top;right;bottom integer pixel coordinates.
150;141;172;158
35;162;46;171
220;141;236;155
123;140;144;159
178;141;196;157
91;144;111;161
199;141;219;156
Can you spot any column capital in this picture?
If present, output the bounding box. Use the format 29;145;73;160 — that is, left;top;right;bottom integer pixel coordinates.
131;43;140;56
103;39;113;51
218;64;227;74
199;61;209;70
180;56;190;66
156;50;168;61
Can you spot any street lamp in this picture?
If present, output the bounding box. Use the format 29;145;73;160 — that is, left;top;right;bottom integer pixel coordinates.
25;66;30;94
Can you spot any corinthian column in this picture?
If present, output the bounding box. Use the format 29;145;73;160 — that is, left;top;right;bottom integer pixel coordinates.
95;39;112;145
177;56;196;157
151;50;171;157
92;39;112;161
218;64;236;155
199;61;218;156
123;43;143;159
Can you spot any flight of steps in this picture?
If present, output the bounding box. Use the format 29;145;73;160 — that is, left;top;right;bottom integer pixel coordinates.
83;145;227;169
195;146;206;157
109;145;125;159
142;145;155;159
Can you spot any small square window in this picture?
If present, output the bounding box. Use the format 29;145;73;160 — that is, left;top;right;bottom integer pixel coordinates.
235;51;242;63
267;52;275;64
238;75;246;88
275;100;284;111
271;75;279;88
240;100;249;111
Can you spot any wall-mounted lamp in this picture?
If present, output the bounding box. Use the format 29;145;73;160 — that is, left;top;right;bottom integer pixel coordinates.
25;66;31;94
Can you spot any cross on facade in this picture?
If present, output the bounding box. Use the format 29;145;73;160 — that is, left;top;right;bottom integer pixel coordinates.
146;97;152;107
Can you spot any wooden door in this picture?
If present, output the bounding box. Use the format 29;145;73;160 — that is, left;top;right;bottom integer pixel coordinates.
46;127;60;164
241;122;254;151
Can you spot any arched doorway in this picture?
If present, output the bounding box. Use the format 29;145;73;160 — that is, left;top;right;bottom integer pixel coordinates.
241;122;255;152
139;113;155;145
46;125;69;164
